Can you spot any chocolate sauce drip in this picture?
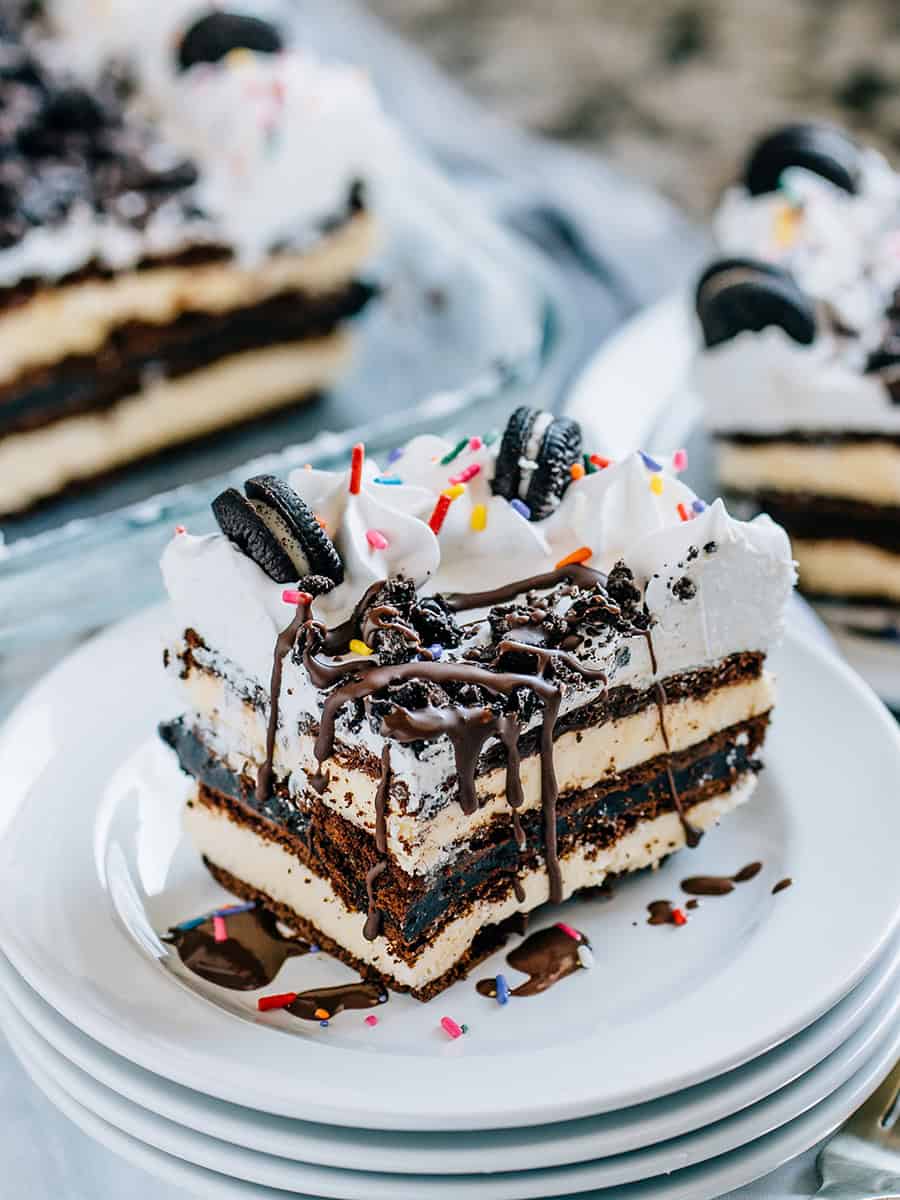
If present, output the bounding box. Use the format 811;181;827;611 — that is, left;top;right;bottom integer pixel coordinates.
680;862;763;896
540;689;564;902
772;877;793;895
286;981;385;1021
443;564;604;612
374;745;391;855
686;898;699;910
497;912;530;937
476;925;587;999
164;908;308;990
653;678;701;849
383;702;498;817
321;580;387;654
364;860;387;941
512;877;526;903
257;597;311;804
497;713;525;823
646;900;679;925
362;604;423;653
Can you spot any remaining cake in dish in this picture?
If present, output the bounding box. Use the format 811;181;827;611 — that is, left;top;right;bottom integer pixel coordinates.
696;262;900;632
713;121;900;331
159;405;794;1000
0;17;384;515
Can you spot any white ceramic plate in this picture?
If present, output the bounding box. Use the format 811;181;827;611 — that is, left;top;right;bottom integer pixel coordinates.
2;936;899;1176
565;293;900;708
1;608;899;1132
7;1004;900;1200
5;962;900;1199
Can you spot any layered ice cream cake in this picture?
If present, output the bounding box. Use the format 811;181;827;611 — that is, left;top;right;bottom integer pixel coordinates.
0;10;386;515
159;406;794;999
697;122;900;654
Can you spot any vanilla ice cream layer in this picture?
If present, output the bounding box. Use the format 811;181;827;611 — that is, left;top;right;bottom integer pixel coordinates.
718;441;900;506
0;337;350;515
176;664;773;877
186;776;757;991
0;212;375;385
795;539;900;601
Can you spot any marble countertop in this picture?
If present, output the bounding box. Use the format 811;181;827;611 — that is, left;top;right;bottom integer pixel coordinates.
369;0;900;214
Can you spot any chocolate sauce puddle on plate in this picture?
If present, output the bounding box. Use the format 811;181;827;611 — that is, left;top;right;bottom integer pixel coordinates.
680;861;763;896
646;900;680;926
476;924;589;1000
164;907;309;991
286;981;386;1021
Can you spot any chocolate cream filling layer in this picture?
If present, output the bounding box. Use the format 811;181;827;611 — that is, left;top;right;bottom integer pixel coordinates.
167;713;767;949
0;338;352;515
0;280;376;438
0;210;377;385
168;645;772;876
185;768;761;998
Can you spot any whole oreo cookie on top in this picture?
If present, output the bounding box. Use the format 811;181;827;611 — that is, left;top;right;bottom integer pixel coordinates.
695;257;818;350
177;11;284;72
244;475;343;584
212;476;343;586
743;122;861;197
211;487;298;584
492;405;582;521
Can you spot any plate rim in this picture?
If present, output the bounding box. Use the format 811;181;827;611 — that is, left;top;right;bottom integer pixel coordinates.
2;937;899;1174
6;993;900;1200
4;964;900;1198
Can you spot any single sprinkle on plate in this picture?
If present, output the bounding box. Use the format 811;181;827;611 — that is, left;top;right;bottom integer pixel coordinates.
440;1016;464;1039
495;974;510;1005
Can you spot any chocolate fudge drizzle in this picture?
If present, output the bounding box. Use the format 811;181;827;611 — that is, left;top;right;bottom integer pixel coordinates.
644;626;701;849
681;862;762;896
442;563;603;612
364;860;387;941
256;595;312;804
476;925;588;999
772;877;793;895
374;745;391;854
164;907;310;990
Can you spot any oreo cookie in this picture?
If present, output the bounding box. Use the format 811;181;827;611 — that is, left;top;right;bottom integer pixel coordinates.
743;122;861;197
491;406;582;521
695;257;817;350
177;12;284;72
212;475;343;586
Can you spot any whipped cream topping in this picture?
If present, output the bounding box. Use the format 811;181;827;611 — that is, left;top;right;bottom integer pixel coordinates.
0;196;219;289
162;435;795;701
714;158;900;330
153;49;393;262
31;4;395;263
696;326;900;437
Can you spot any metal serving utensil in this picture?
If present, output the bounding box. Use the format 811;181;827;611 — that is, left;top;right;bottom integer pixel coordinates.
816;1058;900;1199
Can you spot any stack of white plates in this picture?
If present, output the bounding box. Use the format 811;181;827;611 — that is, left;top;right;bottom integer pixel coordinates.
1;608;900;1200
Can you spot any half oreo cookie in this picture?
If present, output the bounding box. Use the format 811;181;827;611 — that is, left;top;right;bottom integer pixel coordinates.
212;475;343;585
743;122;861;197
491;406;583;521
177;12;284;72
695;257;818;349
